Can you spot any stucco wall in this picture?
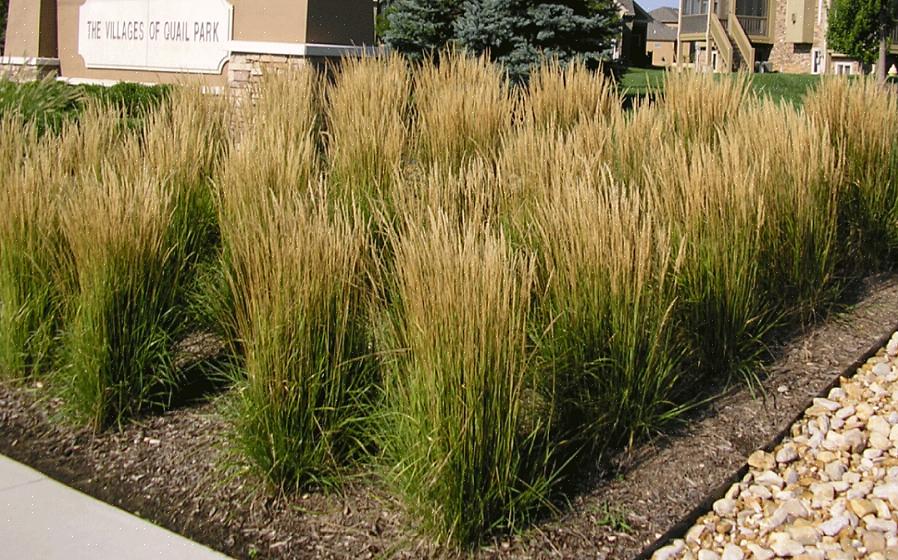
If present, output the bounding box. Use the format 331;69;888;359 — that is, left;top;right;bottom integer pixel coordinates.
5;0;57;57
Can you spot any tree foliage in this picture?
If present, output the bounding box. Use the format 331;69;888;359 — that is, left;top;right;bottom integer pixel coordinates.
382;0;620;79
827;0;893;66
382;0;463;60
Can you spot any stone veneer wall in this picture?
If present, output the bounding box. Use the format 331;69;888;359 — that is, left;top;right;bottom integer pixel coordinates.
0;59;58;82
768;0;859;74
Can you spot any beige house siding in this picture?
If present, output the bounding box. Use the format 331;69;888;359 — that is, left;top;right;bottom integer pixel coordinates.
648;40;677;66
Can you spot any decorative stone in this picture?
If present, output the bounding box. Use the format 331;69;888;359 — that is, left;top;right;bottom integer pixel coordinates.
864;531;887;552
685;524;706;545
819;514;850;536
842;429;867;454
748;451;776;471
714;498;737;517
870;432;891;451
776;444;799;464
813;398;840;412
786;524;819;545
769;533;804;557
721;544;744;560
755;471;784;489
864;516;897;533
745;543;774;560
698;550;720;560
825;461;846;481
869;416;891;436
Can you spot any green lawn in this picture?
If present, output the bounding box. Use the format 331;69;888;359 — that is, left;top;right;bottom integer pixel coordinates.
619;68;822;106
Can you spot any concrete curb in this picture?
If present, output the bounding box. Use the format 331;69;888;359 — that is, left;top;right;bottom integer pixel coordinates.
0;456;231;559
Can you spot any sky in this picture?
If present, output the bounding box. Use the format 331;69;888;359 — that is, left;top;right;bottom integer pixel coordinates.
638;0;678;12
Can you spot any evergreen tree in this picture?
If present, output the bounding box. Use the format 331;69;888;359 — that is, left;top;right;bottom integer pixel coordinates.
454;0;619;80
382;0;463;60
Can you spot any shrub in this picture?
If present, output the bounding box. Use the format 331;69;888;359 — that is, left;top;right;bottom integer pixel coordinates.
0;75;82;135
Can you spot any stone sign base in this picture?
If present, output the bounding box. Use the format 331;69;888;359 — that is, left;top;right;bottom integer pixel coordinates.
0;56;60;81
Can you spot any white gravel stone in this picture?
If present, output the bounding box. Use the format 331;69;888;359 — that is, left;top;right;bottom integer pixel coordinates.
775;444;798;464
820;514;850;536
813;398;841;412
714;498;737;517
721;544;744;560
864;515;897;533
754;471;784;488
769;533;804;557
744;543;773;560
824;461;846;481
697;550;720;560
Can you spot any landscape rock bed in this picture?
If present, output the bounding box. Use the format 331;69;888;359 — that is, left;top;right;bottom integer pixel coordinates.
652;287;898;559
3;274;898;559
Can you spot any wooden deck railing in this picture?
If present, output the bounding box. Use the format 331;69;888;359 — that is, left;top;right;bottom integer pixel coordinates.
709;13;732;72
736;15;767;36
729;15;756;71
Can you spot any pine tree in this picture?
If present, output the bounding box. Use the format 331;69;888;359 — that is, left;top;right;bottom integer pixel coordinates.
382;0;463;60
454;0;620;80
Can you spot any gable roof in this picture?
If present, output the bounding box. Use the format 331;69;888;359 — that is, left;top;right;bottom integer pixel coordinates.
647;21;678;42
649;6;679;23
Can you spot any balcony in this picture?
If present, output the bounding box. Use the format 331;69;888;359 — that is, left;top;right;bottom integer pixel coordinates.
736;15;767;36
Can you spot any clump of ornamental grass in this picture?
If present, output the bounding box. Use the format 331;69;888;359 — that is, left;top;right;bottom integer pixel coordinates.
653;139;772;387
375;210;554;546
414;51;515;170
55;102;130;178
220;188;372;490
0;119;64;379
201;68;321;340
57;158;186;430
724;101;842;323
142;88;230;329
529;176;684;454
524;58;619;131
661;70;751;146
605;101;670;188
326;54;410;208
805;77;898;269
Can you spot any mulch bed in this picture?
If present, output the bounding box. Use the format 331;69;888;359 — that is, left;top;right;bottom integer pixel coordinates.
3;274;898;559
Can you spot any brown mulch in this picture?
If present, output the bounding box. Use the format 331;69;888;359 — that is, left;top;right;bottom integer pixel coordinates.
2;274;898;560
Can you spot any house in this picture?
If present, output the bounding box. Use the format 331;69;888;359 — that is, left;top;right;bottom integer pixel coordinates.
646;7;679;67
676;0;874;74
614;0;653;66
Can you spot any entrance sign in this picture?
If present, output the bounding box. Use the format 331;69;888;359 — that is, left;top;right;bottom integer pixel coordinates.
78;0;233;74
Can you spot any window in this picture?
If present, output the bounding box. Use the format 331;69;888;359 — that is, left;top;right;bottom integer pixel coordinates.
735;0;767;17
811;49;822;74
834;62;852;75
682;0;709;16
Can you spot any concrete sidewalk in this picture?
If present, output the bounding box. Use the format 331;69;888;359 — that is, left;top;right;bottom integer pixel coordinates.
0;455;230;559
